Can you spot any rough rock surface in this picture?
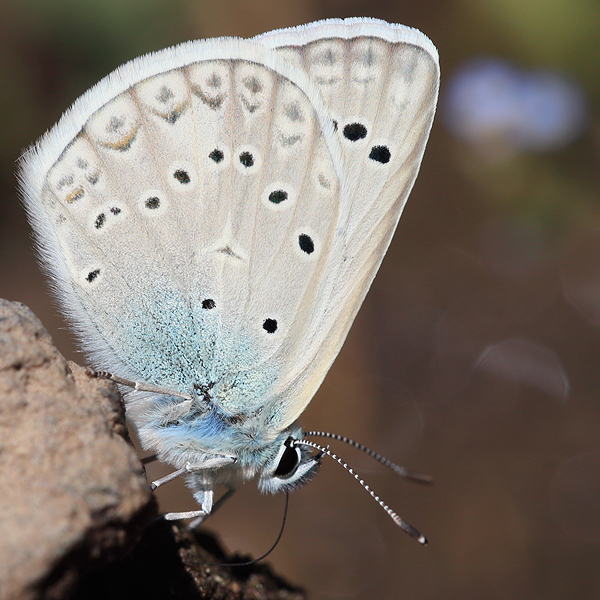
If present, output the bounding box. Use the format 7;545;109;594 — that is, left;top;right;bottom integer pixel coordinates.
0;299;155;600
0;300;304;600
72;520;305;600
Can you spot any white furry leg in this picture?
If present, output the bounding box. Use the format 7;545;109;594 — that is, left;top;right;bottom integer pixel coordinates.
187;488;237;529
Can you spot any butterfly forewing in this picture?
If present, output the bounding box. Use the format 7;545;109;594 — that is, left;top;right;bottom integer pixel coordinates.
24;42;343;409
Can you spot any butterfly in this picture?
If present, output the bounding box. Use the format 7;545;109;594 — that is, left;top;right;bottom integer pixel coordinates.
19;17;439;542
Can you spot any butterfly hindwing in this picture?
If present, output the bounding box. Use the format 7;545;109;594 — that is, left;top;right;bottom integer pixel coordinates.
256;19;440;429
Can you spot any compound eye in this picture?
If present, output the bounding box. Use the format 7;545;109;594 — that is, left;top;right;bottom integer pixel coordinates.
274;444;300;478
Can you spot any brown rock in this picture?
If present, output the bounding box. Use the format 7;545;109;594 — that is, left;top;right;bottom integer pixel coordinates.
0;300;156;600
72;520;305;600
0;300;305;600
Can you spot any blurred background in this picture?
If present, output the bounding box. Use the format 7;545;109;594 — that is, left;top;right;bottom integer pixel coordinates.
1;0;599;598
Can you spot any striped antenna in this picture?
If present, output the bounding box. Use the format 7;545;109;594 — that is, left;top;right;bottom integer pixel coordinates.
303;431;432;484
294;438;427;545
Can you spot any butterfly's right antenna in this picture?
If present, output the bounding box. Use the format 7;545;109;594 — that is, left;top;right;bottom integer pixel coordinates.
303;431;432;484
293;439;427;545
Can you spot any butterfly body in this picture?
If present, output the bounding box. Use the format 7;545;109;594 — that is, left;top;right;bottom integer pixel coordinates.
19;18;439;514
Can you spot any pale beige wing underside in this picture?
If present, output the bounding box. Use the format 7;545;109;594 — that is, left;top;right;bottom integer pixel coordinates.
21;39;343;415
19;21;438;435
255;22;439;429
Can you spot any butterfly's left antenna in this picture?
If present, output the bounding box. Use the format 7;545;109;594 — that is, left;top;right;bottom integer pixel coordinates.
303;431;432;484
293;439;428;545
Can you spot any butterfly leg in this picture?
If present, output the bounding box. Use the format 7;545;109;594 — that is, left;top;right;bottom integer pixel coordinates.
165;472;236;526
150;466;189;491
150;455;236;492
187;487;236;529
162;472;216;522
163;509;208;520
160;480;211;521
88;368;193;401
150;458;236;523
141;453;158;465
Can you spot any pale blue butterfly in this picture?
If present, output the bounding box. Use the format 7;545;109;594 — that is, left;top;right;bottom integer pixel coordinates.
19;17;439;543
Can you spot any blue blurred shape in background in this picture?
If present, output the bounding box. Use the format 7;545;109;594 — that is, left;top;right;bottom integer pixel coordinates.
443;58;588;156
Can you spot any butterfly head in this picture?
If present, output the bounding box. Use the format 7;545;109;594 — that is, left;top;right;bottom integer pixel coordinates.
257;429;322;494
